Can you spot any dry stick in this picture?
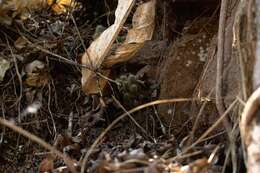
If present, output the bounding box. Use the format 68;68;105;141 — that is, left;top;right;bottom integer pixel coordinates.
171;99;238;161
240;87;260;146
208;145;221;164
6;38;23;122
0;103;6;144
216;4;239;171
0;118;77;173
222;147;231;173
190;90;214;142
47;84;57;136
241;88;260;173
70;14;94;68
80;98;194;173
174;150;203;161
189;45;216;142
216;0;232;131
20;35;119;85
233;1;248;101
199;130;226;144
153;105;166;134
32;42;119;85
112;96;154;141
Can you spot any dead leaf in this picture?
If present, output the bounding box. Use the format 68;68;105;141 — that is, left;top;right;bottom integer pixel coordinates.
145;163;160;173
92;25;107;40
39;155;54;173
24;72;50;87
14;37;28;50
0;0;47;24
81;0;156;94
82;0;135;67
181;158;209;173
103;43;144;67
104;0;155;67
0;57;10;81
24;60;50;87
82;69;111;94
47;0;77;14
81;0;135;94
25;60;45;73
0;0;75;24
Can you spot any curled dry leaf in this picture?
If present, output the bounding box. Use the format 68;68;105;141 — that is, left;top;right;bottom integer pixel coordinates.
0;57;10;81
14;37;28;50
181;158;210;173
24;60;50;87
39;155;55;173
104;0;156;67
240;87;260;146
240;87;260;173
81;0;156;94
81;0;135;94
0;0;76;25
0;0;47;24
47;0;77;14
24;60;45;74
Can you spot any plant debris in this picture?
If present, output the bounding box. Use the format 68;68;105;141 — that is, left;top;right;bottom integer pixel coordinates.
0;0;258;172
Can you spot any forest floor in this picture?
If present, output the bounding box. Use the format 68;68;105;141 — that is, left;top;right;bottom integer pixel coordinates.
0;0;246;172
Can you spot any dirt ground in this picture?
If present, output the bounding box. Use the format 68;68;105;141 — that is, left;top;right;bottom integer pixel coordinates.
0;0;254;172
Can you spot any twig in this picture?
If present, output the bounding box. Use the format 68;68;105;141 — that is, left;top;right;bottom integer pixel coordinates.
68;112;73;137
70;14;94;68
153;105;166;135
174;150;203;161
171;99;237;161
104;0;112;26
240;87;260;146
6;38;23;122
48;84;57;137
80;98;194;173
168;104;176;136
222;147;231;173
190;89;213;142
112;96;154;141
0;118;77;173
33;42;119;85
19;34;119;86
233;0;248;100
0;103;6;144
216;0;232;131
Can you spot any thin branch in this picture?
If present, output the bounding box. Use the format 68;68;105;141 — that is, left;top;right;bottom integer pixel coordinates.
172;99;237;161
216;0;232;131
6;37;23;122
112;96;154;140
0;118;77;173
240;87;260;146
80;98;194;173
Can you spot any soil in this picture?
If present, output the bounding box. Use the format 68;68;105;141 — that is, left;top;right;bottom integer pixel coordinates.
158;17;218;133
0;0;253;172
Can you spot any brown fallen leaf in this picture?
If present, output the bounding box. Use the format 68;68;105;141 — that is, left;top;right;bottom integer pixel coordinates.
24;72;50;87
39;155;55;173
14;37;28;50
24;60;50;87
0;0;47;24
81;0;135;94
82;69;111;94
47;0;77;14
81;0;156;94
0;57;10;81
0;0;76;24
104;0;155;67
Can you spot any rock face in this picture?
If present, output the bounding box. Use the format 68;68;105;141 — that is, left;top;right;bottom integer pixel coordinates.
158;17;218;133
158;6;244;135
